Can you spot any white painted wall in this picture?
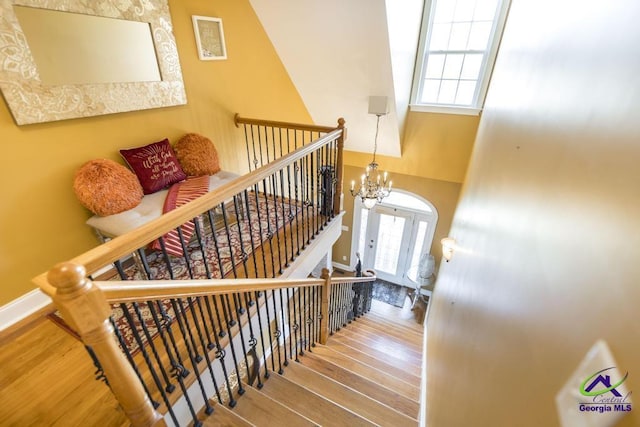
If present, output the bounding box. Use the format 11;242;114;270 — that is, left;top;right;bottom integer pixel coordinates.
249;0;422;158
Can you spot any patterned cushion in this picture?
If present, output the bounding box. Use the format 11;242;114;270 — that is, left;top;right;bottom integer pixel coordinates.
120;138;186;194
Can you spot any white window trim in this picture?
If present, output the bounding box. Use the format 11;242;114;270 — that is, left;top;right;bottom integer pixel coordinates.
410;0;511;113
410;103;481;116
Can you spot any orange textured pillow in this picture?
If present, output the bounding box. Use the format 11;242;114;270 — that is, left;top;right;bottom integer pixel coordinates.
73;159;144;216
174;133;221;177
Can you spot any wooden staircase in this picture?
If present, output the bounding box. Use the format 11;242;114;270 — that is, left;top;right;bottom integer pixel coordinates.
201;306;423;426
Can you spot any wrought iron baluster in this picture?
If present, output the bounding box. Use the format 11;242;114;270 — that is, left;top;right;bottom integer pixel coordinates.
250;124;259;171
193;218;213;280
136;248;154;280
241;291;263;389
237;192;260;278
216;291;246;398
154;301;190;379
343;283;350;327
109;318;164;415
278;288;289;366
312;285;319;347
332;137;339;219
257;125;265;168
131;302;174;392
144;302;197;411
205;208;231;334
271;289;284;374
323;142;331;226
119;302;178;421
176;226;194;279
155;238;176;281
285;287;294;362
305;286;312;352
290;287;300;361
253;290;271;380
205;295;237;407
173;299;202;364
297;285;305;355
242;123;252;171
231;196;250;280
219;202;244;318
308;149;315;237
252;184;275;277
273;171;289;276
185;297;220;404
169;299;214;417
263;290;277;372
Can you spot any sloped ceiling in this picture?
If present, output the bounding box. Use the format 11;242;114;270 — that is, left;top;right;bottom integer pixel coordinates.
249;0;423;158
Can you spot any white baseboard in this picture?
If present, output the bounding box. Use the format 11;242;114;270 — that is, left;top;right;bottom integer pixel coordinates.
0;289;52;332
331;261;353;272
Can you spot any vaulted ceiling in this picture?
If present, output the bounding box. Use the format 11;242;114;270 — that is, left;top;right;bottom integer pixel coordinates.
249;0;423;158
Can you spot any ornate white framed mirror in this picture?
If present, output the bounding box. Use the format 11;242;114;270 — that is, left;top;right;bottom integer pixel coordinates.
0;0;187;125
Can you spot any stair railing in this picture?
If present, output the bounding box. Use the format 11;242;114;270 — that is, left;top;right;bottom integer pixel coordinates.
235;114;345;217
34;116;346;296
32;115;356;426
45;263;376;427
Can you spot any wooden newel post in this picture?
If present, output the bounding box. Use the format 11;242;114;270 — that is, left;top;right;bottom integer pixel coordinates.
333;117;346;216
320;268;331;344
47;262;165;427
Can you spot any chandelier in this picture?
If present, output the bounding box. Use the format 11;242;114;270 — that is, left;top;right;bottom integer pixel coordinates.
350;109;392;209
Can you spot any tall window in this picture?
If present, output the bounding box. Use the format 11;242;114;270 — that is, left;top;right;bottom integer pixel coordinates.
411;0;510;114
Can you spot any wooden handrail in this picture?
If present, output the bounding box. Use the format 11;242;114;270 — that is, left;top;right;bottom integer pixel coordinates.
94;272;375;303
33;126;345;294
97;277;324;303
234;113;341;134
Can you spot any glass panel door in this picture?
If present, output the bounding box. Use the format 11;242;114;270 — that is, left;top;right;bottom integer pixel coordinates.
373;212;407;275
364;206;412;283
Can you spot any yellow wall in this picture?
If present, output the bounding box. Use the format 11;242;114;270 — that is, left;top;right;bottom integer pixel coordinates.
426;0;640;425
335;111;478;268
344;110;479;184
0;0;311;305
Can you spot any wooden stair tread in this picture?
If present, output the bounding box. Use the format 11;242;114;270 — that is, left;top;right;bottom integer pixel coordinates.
298;354;419;419
328;334;422;372
259;371;376;426
230;386;315;426
309;345;420;400
334;327;423;366
285;361;417;426
323;340;421;386
201;402;255;426
341;322;422;357
354;316;423;345
368;302;424;332
364;311;424;334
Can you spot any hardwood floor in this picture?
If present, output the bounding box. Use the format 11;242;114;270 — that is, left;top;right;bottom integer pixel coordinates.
0;316;128;426
0;283;425;426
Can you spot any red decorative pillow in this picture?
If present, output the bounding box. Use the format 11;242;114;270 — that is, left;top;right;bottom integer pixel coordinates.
174;133;221;177
73;159;144;216
120;139;187;194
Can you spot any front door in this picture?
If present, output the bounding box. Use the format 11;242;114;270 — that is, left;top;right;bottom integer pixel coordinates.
363;205;434;285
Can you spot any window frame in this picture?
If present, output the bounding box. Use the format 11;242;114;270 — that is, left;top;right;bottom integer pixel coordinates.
410;0;511;115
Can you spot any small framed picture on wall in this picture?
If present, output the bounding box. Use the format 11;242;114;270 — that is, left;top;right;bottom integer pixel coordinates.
192;15;227;60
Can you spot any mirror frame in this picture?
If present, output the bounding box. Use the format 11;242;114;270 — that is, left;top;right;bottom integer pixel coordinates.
0;0;187;125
